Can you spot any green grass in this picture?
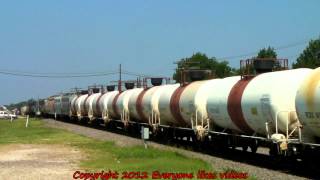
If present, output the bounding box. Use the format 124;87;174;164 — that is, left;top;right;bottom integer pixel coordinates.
0;118;211;173
0;118;258;179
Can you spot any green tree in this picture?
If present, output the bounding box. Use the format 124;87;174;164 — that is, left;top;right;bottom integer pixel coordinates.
240;47;277;75
257;46;277;58
6;98;37;111
173;52;234;82
292;38;320;69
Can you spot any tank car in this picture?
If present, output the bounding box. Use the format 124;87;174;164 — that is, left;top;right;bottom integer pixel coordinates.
296;67;320;141
115;83;143;124
54;96;62;117
99;86;119;123
75;90;89;120
85;87;101;122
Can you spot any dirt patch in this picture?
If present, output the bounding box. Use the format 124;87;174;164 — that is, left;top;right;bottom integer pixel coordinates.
0;144;82;180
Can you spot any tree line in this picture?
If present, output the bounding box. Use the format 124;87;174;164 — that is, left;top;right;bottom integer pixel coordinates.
173;37;320;82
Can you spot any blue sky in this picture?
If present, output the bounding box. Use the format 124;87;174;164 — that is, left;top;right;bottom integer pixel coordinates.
0;0;319;105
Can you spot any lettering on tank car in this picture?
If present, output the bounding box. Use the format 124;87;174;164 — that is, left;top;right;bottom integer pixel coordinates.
305;112;315;118
260;95;273;121
306;121;320;128
305;112;320;119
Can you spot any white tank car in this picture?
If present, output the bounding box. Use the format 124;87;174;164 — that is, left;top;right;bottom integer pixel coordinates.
54;96;62;115
238;69;312;137
130;86;162;123
87;93;101;121
177;79;221;129
127;88;144;121
116;88;143;122
61;94;74;116
99;91;119;122
107;92;122;120
70;95;79;116
158;84;180;126
151;84;178;125
128;88;145;122
46;97;55;115
207;76;242;132
76;94;88;119
296;67;320;140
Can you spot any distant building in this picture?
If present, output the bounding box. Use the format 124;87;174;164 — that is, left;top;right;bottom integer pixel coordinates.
0;105;8;111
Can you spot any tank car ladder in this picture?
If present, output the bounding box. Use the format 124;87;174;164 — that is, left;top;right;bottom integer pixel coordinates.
149;110;161;133
121;109;130;127
190;110;210;141
88;108;95;122
102;110;111;124
266;110;302;153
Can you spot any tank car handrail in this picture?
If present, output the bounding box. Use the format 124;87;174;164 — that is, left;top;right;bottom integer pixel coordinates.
275;110;300;141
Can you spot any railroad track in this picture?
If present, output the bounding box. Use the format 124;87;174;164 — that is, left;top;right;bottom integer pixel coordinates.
44;118;319;180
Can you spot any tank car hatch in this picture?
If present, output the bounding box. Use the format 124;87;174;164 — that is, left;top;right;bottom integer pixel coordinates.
151;78;163;86
125;82;135;90
107;85;116;92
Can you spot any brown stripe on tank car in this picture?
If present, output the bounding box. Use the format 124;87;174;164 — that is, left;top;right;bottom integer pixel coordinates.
227;77;255;134
112;93;122;118
73;96;80;115
136;89;149;122
95;94;104;116
170;85;189;127
82;95;90;115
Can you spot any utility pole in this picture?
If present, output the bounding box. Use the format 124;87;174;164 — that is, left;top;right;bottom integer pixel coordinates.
118;64;122;92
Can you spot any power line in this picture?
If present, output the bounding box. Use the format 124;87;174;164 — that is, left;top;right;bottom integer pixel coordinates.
0;69;154;78
122;70;152;77
0;68;158;78
0;71;119;78
217;39;310;60
0;69;116;75
0;37;314;78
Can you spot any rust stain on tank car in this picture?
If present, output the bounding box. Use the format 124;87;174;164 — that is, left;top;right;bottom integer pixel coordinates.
136;89;149;122
303;68;320;111
170;85;189;126
227;77;254;134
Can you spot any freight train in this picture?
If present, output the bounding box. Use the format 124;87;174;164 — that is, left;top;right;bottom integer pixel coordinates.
39;58;320;159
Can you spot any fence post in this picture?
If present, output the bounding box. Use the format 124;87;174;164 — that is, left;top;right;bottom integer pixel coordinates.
26;115;29;128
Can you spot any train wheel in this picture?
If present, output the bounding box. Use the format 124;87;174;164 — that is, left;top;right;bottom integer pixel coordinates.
269;144;280;157
242;145;249;152
250;145;258;153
